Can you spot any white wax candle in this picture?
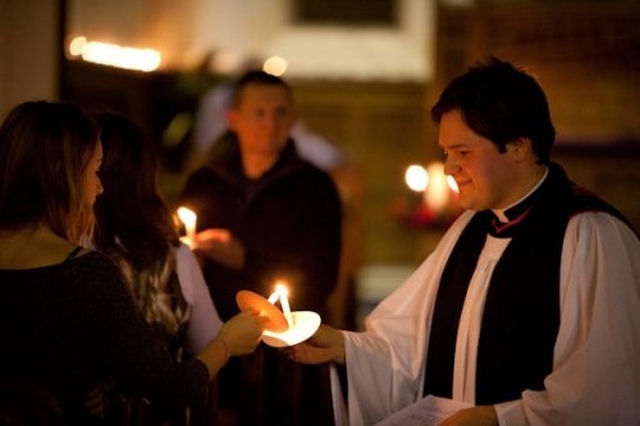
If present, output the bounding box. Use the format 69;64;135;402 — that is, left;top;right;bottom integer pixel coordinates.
276;283;294;328
267;291;280;304
177;207;197;246
425;162;449;213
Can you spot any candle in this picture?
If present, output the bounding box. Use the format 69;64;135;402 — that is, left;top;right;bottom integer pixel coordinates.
425;162;449;213
177;206;197;247
267;290;280;304
275;282;294;328
236;288;321;347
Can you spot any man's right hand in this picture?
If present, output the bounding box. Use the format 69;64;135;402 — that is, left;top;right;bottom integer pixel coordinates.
192;228;245;269
284;324;346;365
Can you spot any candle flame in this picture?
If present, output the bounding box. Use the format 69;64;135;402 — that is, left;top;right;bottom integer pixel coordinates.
177;207;197;247
273;281;294;328
177;207;196;227
275;282;289;297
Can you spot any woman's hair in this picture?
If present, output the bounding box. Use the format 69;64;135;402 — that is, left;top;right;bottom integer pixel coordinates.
93;112;188;351
431;56;556;164
0;101;99;243
93;111;179;272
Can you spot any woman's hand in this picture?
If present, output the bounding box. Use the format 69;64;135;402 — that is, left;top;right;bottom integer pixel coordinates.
197;309;268;378
217;309;268;356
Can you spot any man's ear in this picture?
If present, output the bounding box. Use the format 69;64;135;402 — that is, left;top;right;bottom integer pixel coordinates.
508;137;533;162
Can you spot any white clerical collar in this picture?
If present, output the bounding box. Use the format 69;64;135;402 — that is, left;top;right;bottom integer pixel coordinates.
493;166;549;223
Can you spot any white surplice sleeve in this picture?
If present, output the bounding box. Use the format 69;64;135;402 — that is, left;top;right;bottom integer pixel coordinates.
338;212;475;426
176;243;224;354
495;212;640;425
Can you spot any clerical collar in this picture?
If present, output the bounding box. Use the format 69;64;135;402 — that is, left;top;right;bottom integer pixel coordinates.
492;167;549;223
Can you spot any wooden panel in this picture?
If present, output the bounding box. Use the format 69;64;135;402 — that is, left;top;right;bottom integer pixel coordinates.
435;3;640;144
293;80;429;264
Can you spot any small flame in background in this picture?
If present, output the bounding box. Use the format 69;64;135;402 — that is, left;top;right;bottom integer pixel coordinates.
390;162;461;230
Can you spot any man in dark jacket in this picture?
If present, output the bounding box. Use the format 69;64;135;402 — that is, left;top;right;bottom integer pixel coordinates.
178;70;342;426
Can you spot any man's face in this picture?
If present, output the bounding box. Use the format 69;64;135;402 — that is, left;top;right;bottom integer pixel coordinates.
227;83;296;158
439;109;522;211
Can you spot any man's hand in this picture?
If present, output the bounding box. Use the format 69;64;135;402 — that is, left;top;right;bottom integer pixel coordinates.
84;384;105;417
192;228;245;269
283;324;346;365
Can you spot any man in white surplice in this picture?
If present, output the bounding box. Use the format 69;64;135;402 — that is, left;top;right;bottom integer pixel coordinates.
287;57;640;426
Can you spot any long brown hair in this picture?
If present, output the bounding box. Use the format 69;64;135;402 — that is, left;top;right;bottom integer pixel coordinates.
93;111;179;271
0;101;99;244
93;112;189;351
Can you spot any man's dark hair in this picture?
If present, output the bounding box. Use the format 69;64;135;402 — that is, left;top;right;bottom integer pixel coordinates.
431;56;555;164
231;70;293;107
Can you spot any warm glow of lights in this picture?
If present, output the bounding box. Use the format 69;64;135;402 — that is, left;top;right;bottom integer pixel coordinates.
66;36;161;72
405;165;428;192
177;207;196;229
261;281;321;347
263;56;288;76
425;162;449;212
68;36;86;56
275;282;289;297
273;281;294;327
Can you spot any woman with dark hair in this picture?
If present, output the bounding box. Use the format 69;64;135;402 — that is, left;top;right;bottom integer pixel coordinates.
94;111;222;362
93;111;226;423
0;101;266;424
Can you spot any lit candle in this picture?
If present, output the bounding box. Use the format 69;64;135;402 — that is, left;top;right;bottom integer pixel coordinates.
275;282;294;328
267;290;280;304
425;162;449;213
177;206;197;247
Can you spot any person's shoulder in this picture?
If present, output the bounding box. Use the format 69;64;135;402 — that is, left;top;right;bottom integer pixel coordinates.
291;123;345;170
297;160;339;190
568;186;638;237
69;250;127;284
297;159;333;181
569;210;639;240
72;248;114;264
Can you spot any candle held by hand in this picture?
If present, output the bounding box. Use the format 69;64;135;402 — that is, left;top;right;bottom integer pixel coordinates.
177;206;197;247
236;285;321;348
275;282;294;328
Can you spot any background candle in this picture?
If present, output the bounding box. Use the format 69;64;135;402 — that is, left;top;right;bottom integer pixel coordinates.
425;162;449;213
